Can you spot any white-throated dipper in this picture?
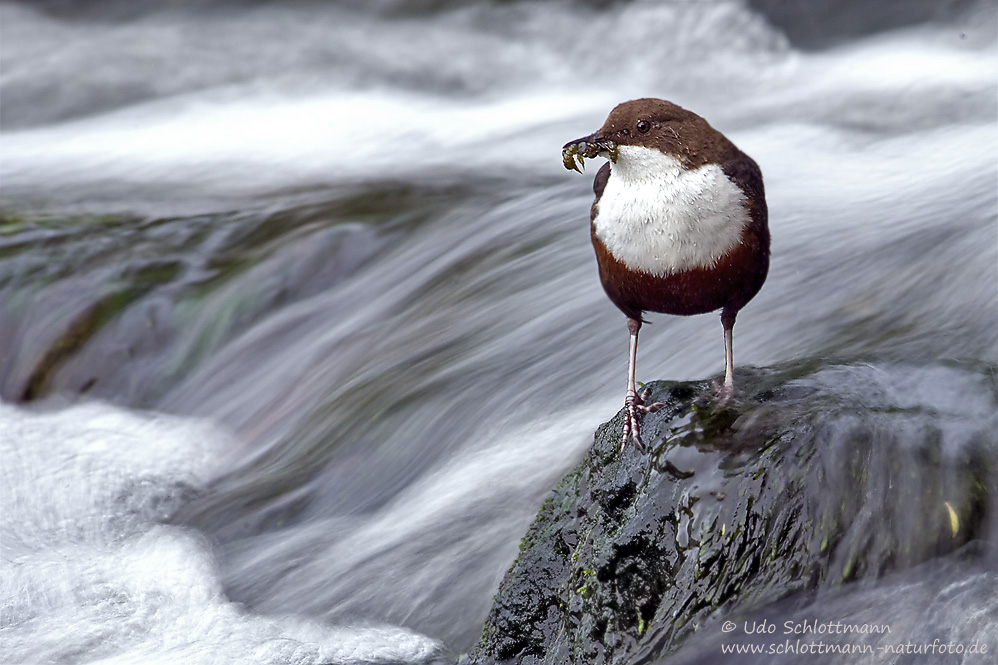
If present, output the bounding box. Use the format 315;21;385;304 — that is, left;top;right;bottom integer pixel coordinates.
562;98;769;451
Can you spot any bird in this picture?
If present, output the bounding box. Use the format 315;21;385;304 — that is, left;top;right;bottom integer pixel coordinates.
562;98;769;452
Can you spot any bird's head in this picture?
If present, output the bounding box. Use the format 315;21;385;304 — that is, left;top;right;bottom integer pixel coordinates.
562;98;721;173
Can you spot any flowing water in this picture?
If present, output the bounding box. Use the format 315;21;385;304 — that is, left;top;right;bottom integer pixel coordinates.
1;1;996;663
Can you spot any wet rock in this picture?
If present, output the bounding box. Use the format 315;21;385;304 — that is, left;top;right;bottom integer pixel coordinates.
746;0;984;50
0;185;447;406
466;361;997;664
665;544;997;665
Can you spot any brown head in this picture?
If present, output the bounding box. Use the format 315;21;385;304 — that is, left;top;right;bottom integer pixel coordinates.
562;98;739;172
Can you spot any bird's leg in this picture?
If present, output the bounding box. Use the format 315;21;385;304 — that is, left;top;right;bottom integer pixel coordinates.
620;317;664;452
718;309;737;403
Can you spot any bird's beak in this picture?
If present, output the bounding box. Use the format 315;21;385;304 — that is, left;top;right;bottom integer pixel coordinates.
561;134;617;173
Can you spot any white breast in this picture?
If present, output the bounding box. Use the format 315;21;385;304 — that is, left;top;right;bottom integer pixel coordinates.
592;145;749;276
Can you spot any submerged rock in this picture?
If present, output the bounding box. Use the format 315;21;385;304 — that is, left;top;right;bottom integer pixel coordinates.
466;361;997;664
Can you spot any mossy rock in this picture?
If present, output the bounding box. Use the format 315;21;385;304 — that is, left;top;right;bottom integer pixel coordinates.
466;361;996;664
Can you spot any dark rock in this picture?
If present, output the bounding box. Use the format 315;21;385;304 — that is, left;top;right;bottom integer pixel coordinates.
664;544;997;665
0;186;442;406
746;0;986;50
466;361;997;664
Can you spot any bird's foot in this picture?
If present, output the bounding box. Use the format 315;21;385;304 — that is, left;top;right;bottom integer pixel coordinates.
708;379;736;406
620;387;665;453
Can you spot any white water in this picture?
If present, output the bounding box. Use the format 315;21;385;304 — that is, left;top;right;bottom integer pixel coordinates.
0;403;442;664
8;2;991;212
1;1;996;663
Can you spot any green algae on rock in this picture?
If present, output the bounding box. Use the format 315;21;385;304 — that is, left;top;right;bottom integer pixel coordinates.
466;361;997;664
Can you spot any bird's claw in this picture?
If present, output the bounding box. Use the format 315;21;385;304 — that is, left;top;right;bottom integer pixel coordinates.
620;387;664;453
710;380;736;406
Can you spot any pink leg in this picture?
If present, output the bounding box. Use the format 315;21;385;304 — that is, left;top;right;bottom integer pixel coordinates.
620;317;664;452
719;309;737;402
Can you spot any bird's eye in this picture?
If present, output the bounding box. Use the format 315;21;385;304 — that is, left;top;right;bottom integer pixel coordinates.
636;120;651;133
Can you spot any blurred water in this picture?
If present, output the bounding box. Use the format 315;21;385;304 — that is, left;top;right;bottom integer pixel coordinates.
0;403;442;664
1;0;996;663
